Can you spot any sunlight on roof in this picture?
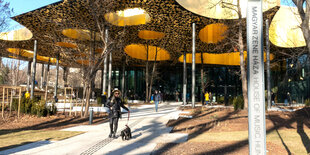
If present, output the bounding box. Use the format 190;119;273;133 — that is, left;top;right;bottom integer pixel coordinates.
0;28;32;41
269;6;305;48
105;8;150;26
118;8;146;17
176;0;280;19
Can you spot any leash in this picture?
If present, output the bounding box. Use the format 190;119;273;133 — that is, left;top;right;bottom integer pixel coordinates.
126;110;130;125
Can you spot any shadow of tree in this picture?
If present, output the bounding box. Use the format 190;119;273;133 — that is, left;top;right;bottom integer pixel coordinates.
156;107;310;154
0;115;109;136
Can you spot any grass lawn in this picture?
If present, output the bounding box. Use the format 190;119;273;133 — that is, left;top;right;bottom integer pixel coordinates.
188;129;310;154
0;130;84;151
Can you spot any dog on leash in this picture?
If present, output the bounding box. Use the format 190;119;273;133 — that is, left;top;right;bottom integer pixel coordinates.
120;125;132;140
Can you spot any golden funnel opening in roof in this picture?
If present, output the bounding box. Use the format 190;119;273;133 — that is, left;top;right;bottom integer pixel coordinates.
105;8;150;26
62;29;101;41
199;23;227;44
56;42;77;48
6;48;58;63
124;44;170;61
176;0;279;19
138;30;165;40
178;52;274;65
0;28;33;41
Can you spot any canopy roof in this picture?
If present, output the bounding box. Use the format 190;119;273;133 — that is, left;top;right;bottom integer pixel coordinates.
0;0;281;67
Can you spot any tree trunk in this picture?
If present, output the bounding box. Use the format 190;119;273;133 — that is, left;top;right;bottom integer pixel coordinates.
145;44;149;103
44;60;50;102
293;0;310;56
81;84;86;118
200;51;204;105
149;47;158;101
84;84;91;117
237;0;248;109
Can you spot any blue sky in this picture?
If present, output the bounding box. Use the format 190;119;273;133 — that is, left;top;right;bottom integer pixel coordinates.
4;0;61;30
2;0;60;68
3;0;297;31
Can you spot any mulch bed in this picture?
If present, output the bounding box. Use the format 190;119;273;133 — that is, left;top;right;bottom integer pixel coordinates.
0;111;109;132
158;107;310;155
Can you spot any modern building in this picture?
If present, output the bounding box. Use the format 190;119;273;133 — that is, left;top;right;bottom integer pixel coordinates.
0;0;309;103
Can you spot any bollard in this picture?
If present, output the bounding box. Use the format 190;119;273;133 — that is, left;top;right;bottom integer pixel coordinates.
89;108;93;125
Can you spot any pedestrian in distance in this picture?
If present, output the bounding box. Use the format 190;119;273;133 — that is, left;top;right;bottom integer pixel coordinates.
154;90;161;112
271;91;275;106
209;92;213;105
204;91;209;105
106;88;130;138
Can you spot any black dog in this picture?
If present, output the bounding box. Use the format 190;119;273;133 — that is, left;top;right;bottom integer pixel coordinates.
120;125;132;140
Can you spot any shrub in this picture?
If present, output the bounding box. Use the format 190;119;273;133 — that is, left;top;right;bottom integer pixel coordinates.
97;97;102;105
217;96;224;104
12;97;57;117
305;99;310;107
233;96;244;110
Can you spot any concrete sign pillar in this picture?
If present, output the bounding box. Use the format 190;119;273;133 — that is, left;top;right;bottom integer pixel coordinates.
247;0;266;154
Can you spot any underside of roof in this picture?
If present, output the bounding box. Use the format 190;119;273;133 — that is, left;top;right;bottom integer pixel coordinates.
0;0;282;68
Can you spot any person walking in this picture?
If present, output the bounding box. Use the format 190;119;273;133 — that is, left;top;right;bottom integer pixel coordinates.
204;91;209;105
209;92;213;105
271;91;275;106
154;90;161;112
106;88;129;138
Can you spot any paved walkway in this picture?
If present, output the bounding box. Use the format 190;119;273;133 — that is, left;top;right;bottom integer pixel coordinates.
0;102;188;155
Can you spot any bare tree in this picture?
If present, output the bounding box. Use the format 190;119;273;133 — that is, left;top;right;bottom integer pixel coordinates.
0;0;13;67
218;0;248;108
292;0;310;56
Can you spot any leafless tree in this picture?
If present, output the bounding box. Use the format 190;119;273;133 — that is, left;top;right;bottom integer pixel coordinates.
212;0;248;108
292;0;310;56
0;0;13;67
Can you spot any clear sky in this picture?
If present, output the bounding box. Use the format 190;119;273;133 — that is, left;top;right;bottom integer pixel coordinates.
2;0;61;68
4;0;61;30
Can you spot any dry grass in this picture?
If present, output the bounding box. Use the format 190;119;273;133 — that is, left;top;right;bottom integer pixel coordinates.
188;129;310;154
0;130;84;150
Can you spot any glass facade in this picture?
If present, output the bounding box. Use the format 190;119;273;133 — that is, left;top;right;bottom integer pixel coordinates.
106;54;310;104
271;54;310;104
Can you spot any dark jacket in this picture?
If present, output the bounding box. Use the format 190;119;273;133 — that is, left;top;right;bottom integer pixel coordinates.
107;97;129;118
154;94;161;102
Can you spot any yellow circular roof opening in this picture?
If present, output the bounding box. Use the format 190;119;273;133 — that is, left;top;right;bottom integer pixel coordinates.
105;8;150;26
124;44;170;61
7;48;33;57
62;29;101;41
176;0;279;19
138;30;165;40
6;48;58;63
178;52;274;65
199;23;227;44
0;28;33;41
56;42;77;48
269;6;305;48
